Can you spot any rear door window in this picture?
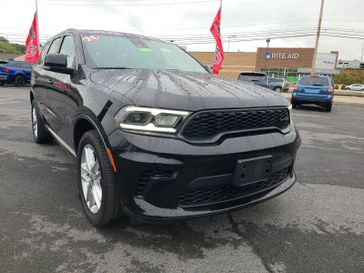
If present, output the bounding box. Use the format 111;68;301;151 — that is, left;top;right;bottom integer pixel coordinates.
11;63;21;68
239;74;267;82
299;77;329;86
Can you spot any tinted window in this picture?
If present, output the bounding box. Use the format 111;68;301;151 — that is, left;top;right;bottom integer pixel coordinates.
11;63;21;68
60;36;76;69
23;63;32;69
48;37;62;54
269;78;281;83
239;73;267;82
299;76;329;86
82;34;206;73
38;43;50;64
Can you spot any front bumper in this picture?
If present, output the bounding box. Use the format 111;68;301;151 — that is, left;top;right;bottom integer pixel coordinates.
108;127;301;222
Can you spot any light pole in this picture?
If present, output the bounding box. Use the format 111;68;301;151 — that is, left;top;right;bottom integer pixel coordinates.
264;38;271;72
311;0;325;75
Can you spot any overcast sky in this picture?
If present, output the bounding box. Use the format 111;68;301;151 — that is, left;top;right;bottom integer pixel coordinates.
1;0;363;60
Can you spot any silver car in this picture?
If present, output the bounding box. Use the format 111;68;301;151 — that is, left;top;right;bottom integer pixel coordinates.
346;83;364;91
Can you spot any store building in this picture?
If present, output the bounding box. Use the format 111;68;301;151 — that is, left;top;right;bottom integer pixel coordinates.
190;48;340;81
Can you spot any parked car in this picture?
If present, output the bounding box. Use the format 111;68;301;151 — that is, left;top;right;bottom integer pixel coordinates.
31;29;300;226
268;77;290;92
346;83;364;91
237;72;269;88
0;61;32;86
291;75;334;112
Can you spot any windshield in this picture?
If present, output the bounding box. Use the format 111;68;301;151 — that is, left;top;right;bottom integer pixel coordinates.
299;76;329;86
81;34;207;73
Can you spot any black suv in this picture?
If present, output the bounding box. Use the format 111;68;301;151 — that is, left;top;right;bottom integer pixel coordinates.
31;29;300;226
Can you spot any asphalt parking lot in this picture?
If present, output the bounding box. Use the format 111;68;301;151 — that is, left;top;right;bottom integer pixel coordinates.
0;86;363;273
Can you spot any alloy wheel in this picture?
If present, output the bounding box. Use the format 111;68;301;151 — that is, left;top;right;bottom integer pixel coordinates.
80;144;102;214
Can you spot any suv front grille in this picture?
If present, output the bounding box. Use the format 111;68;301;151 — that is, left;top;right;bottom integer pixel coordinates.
178;167;291;208
181;108;290;141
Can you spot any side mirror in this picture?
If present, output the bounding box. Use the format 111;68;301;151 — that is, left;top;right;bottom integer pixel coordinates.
44;54;74;75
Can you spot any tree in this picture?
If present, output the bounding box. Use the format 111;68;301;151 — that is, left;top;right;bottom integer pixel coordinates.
0;37;25;54
334;70;364;85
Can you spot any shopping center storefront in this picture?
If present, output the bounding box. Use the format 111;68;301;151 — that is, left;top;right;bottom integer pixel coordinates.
190;48;339;81
256;48;339;82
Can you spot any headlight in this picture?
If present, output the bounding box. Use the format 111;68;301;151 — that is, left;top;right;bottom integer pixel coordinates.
115;106;190;133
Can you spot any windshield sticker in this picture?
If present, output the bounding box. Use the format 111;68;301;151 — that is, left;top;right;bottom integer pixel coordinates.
82;35;99;42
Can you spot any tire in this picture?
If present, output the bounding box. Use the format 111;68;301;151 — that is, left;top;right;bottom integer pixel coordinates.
77;130;123;227
31;101;53;144
325;104;332;112
274;87;282;92
14;75;25;86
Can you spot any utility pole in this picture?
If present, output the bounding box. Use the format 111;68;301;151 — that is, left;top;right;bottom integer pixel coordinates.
311;0;325;76
264;38;271;72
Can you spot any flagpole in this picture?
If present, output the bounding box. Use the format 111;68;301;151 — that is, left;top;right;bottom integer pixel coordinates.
35;0;40;48
220;0;222;32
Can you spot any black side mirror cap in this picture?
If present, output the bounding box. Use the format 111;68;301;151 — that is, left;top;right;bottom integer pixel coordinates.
44;54;74;75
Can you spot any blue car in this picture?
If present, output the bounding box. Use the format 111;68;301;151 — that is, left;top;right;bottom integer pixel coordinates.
268;77;290;92
291;75;334;112
0;61;32;86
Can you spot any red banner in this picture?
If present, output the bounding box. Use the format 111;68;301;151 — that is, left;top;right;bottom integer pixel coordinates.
210;7;224;74
24;12;39;64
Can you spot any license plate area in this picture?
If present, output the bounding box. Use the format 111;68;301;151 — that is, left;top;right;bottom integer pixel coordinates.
305;88;320;94
231;156;272;187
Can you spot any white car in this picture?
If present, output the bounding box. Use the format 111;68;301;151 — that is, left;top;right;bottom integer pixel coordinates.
346;84;364;91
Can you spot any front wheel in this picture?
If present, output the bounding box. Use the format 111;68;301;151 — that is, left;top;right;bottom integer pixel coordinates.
274;87;282;92
325;103;332;112
78;130;123;226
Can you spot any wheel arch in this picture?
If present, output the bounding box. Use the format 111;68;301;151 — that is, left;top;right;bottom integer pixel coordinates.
73;114;117;173
73;114;110;153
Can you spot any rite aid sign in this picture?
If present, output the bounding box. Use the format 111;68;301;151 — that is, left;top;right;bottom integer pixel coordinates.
265;52;300;60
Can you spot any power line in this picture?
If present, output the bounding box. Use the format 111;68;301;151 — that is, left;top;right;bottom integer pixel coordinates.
38;0;219;6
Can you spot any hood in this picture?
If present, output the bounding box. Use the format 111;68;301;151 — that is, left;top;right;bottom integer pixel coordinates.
90;69;288;112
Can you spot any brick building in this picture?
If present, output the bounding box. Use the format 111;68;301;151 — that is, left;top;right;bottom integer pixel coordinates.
189;48;339;81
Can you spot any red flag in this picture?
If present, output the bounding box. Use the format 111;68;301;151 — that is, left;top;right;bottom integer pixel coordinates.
210;7;224;74
24;12;39;64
